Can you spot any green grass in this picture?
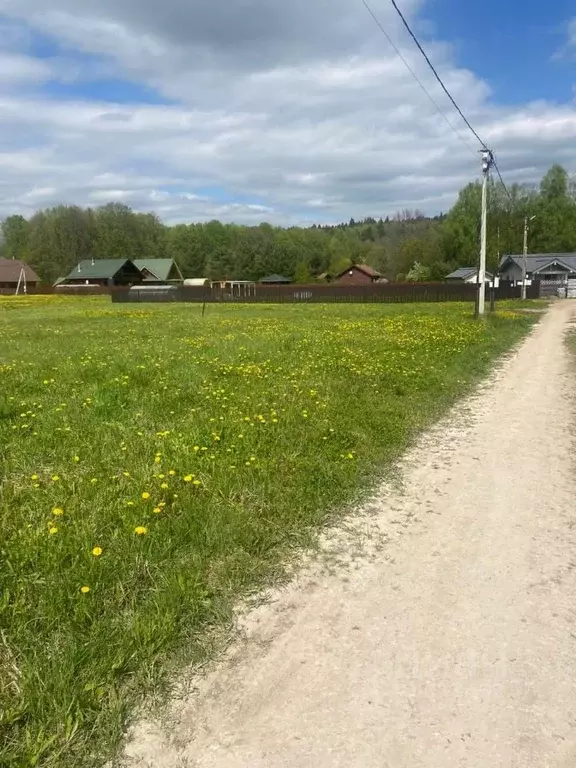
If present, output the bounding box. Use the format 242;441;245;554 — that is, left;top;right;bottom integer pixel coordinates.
0;297;539;767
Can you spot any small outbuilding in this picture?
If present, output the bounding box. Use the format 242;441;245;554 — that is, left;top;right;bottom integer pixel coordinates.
184;278;211;287
0;259;40;291
445;267;494;284
260;274;292;285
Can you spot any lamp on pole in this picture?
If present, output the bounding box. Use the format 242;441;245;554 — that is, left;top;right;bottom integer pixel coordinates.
522;215;536;300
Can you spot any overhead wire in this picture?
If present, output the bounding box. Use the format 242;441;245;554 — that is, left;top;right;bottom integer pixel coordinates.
384;0;516;204
359;0;477;158
387;0;488;150
491;154;514;205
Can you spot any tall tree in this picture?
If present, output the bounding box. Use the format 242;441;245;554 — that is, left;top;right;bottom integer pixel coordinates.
1;215;29;260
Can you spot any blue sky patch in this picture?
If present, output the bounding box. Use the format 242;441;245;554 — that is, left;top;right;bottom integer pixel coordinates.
42;78;174;105
426;0;575;104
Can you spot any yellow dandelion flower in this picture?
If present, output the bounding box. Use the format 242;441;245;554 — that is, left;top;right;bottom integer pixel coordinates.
168;470;176;476
160;482;168;489
92;547;103;557
153;506;162;514
134;526;148;536
141;492;150;500
31;474;39;481
49;527;58;535
192;479;202;487
154;456;161;464
126;500;135;507
80;586;90;594
52;507;64;516
52;475;60;482
183;475;193;483
73;456;80;463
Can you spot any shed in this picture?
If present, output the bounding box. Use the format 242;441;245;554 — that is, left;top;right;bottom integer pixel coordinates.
260;274;292;284
184;278;211;287
445;267;494;284
61;259;143;287
0;259;40;291
133;259;183;284
334;264;382;285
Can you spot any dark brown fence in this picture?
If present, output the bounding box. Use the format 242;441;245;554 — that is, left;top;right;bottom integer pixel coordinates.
7;281;541;303
110;281;541;304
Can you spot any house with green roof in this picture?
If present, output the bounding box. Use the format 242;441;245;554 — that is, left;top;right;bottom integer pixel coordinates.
61;259;143;287
133;259;183;284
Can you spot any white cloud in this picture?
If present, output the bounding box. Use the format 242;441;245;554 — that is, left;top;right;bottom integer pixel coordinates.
0;0;575;223
0;52;51;84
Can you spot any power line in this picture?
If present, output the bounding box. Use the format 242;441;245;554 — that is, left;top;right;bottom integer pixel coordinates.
491;155;514;204
386;0;515;204
387;0;488;150
359;0;476;157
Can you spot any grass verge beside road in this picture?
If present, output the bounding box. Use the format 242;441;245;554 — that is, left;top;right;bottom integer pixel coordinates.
0;298;539;767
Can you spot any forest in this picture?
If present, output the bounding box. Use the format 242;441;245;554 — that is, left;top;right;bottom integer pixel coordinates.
1;165;575;284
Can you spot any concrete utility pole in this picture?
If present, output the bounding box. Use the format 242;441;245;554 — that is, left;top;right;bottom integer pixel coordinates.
522;216;536;300
478;149;492;317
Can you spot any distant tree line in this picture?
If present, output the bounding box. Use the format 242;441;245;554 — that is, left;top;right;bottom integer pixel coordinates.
2;165;575;284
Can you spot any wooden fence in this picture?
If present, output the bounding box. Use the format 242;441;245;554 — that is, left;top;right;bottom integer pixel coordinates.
7;281;541;303
110;281;541;304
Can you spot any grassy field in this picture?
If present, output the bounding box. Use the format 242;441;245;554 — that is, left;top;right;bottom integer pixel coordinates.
0;296;539;767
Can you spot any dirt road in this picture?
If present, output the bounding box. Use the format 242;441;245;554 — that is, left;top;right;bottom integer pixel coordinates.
126;301;576;768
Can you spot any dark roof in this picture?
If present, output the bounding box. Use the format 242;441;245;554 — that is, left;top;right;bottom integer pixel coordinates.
500;254;576;273
446;267;493;280
260;274;292;283
446;267;475;279
337;263;382;278
133;258;183;282
65;259;138;280
0;259;40;283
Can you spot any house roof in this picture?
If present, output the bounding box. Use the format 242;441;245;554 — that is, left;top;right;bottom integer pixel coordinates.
260;274;292;283
65;259;138;280
133;258;183;282
445;267;492;279
446;267;477;280
337;263;382;278
499;254;576;274
0;259;40;283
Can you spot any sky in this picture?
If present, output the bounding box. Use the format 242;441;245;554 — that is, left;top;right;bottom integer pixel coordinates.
0;0;575;225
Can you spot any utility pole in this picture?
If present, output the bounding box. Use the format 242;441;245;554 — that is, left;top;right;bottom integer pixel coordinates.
522;216;535;301
522;218;528;301
478;149;492;317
